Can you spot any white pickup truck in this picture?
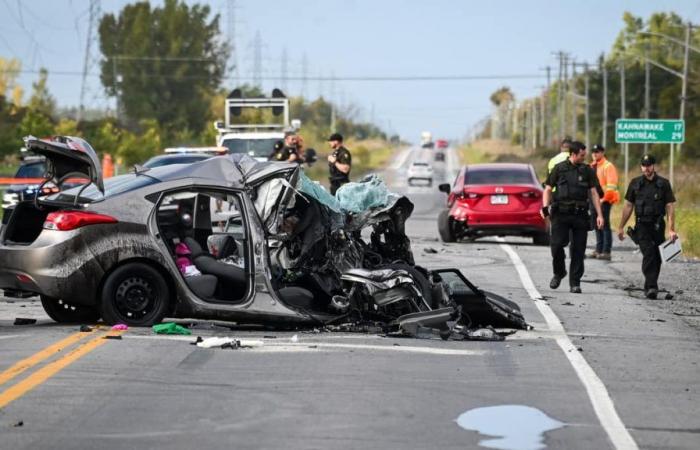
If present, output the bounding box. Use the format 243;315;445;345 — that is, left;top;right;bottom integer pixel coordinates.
214;89;300;162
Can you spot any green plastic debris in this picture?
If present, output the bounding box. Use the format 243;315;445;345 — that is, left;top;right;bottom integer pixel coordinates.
152;322;191;335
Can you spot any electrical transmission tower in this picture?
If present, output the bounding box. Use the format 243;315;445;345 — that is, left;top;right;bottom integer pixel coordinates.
252;30;263;88
78;0;101;122
280;47;288;92
226;0;239;80
301;52;308;98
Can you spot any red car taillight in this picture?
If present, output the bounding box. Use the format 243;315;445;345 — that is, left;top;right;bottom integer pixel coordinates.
43;211;118;231
520;191;541;199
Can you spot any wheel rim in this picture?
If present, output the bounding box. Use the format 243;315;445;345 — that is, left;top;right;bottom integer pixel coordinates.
114;276;160;320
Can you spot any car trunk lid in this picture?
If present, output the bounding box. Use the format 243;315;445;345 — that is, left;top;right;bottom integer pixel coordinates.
24;135;104;197
463;184;541;212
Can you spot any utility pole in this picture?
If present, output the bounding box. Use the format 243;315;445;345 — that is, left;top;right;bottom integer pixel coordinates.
570;59;577;139
584;62;590;148
557;52;564;140
562;53;569;138
644;44;650;153
545;66;551;145
540;91;546;146
674;22;692;187
78;0;100;123
620;58;628;190
531;100;537;149
601;55;608;148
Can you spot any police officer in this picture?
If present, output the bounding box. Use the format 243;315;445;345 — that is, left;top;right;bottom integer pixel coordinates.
617;154;677;299
542;141;604;293
327;133;352;195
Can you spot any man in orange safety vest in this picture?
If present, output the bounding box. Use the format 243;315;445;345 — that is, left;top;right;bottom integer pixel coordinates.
589;144;619;260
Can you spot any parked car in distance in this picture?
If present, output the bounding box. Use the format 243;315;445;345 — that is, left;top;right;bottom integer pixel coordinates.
407;161;433;186
437;163;549;245
2;156;61;225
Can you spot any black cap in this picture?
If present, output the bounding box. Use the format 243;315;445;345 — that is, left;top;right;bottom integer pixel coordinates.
641;154;656;166
592;144;605;152
328;133;343;142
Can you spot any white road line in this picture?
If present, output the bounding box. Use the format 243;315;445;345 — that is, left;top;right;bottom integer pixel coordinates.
125;335;485;356
498;240;639;450
0;335;22;340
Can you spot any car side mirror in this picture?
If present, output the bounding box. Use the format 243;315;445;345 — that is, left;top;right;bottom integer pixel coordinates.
305;148;317;165
438;183;451;194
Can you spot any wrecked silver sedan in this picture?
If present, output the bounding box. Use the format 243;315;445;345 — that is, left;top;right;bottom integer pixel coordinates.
0;136;526;335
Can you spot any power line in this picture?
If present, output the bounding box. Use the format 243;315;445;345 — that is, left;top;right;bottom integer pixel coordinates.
1;68;546;82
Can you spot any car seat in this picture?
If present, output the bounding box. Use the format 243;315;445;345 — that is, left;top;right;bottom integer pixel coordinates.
184;237;246;301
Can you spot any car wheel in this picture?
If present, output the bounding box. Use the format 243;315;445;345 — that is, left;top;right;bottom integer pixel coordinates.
533;232;550;246
100;263;170;326
438;209;455;242
40;295;101;324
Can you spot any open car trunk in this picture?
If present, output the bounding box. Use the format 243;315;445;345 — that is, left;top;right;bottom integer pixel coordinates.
1;136;106;246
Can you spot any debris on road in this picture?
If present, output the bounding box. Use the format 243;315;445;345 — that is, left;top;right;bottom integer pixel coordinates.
13;318;36;325
290;334;299;343
423;247;439;254
79;325;93;332
13;420;23;427
111;324;128;331
104;335;123;340
194;336;264;349
152;322;192;335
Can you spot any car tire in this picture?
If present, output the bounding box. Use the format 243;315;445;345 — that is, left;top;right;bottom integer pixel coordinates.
100;262;171;326
533;232;550;246
40;295;101;324
438;209;455;242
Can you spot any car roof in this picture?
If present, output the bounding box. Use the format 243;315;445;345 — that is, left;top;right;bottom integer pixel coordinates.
151;154;298;187
464;163;533;171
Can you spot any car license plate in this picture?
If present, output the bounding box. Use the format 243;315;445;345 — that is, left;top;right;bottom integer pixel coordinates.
490;194;508;205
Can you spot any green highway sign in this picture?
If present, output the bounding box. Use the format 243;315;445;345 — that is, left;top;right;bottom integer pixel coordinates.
615;119;685;144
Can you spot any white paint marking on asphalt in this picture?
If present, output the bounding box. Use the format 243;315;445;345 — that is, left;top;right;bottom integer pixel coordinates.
390;146;413;170
0;334;22;340
124;335;485;356
498;240;639;450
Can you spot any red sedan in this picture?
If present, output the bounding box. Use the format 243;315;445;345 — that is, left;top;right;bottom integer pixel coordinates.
437;163;549;245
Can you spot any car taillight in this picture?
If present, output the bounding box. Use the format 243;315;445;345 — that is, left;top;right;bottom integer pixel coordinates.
43;211;118;231
41;186;60;195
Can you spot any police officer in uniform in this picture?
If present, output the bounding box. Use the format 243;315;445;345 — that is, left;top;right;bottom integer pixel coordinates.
327;133;352;195
542;141;604;293
617;154;677;299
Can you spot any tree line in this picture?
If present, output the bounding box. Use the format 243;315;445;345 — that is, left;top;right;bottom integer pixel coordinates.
0;0;387;167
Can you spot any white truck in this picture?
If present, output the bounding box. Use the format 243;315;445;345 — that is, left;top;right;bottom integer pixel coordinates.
420;131;434;149
214;89;300;162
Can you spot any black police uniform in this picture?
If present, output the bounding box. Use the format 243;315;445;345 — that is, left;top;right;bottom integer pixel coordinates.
545;159;598;288
329;146;352;195
624;173;675;291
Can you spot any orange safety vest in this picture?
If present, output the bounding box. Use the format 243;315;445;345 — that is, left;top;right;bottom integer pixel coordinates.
591;156;619;204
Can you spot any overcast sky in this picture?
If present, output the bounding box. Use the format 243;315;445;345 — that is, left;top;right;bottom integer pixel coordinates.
2;0;699;142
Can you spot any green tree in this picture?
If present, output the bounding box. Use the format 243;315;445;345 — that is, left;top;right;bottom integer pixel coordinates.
99;0;229;133
27;68;56;117
18;110;54;140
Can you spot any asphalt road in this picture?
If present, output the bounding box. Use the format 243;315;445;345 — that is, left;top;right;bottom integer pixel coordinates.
1;147;699;450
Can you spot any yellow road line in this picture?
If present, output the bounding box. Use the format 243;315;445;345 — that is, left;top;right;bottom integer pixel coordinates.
0;331;93;387
0;330;124;409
